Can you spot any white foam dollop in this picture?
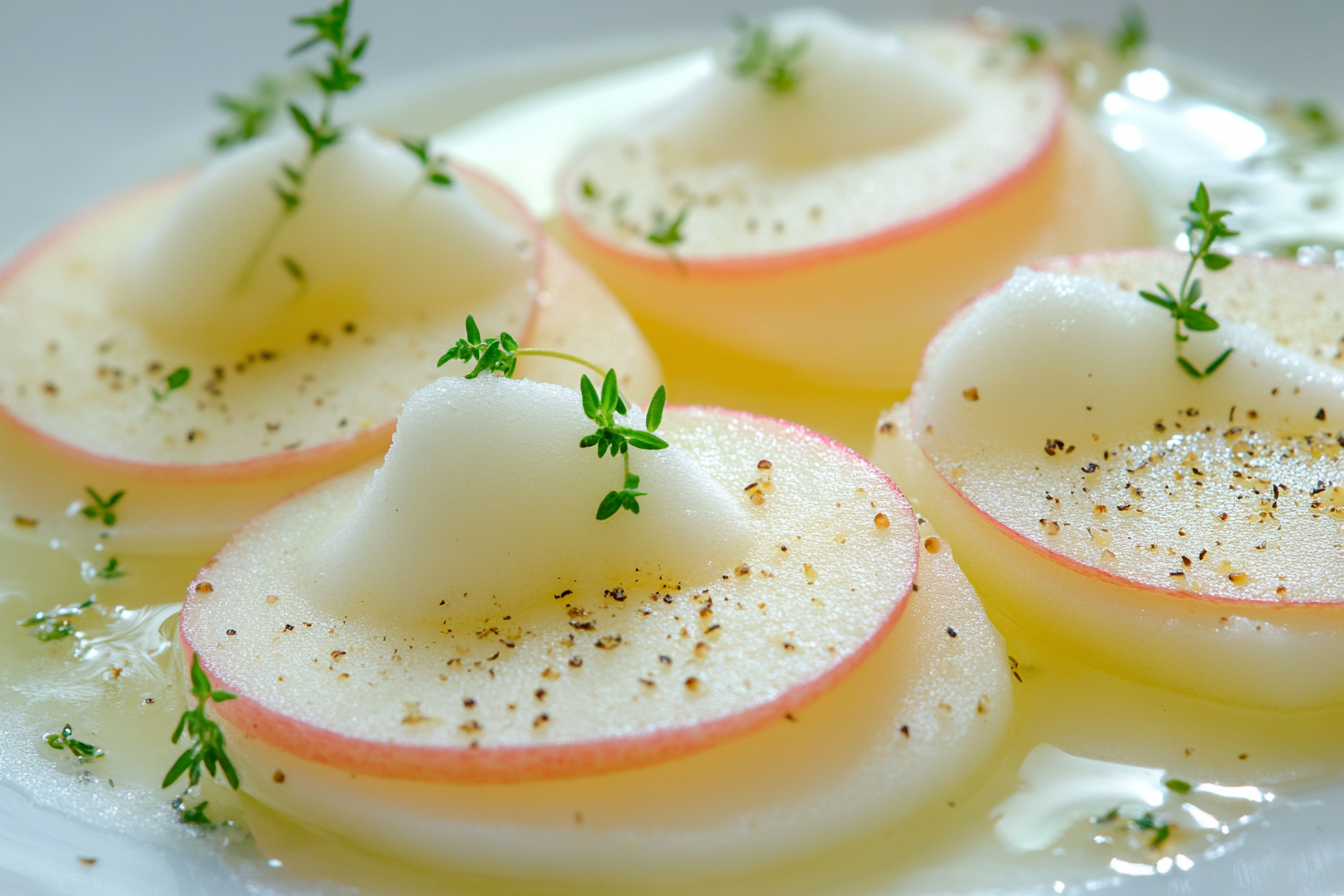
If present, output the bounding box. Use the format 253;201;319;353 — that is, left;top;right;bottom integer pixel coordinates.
991;744;1166;852
916;267;1344;457
647;8;968;169
116;127;531;348
310;376;751;620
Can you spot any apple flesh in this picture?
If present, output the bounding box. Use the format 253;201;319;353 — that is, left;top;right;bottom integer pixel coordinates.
872;250;1344;709
0;169;660;555
557;20;1151;389
216;516;1010;883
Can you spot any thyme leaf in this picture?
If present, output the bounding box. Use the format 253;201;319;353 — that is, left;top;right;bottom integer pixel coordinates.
731;16;808;93
211;76;285;150
163;654;239;791
1111;5;1147;58
45;724;103;761
1011;28;1047;57
647;207;688;250
1297;101;1340;147
400;137;455;188
95;558;126;581
152;366;191;402
19;597;95;642
80;487;125;527
1132;811;1172;848
176;798;214;825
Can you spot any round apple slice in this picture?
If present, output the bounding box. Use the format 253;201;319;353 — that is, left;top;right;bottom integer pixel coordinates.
215;516;1010;883
556;11;1150;388
0;132;659;554
872;250;1344;709
180;375;922;784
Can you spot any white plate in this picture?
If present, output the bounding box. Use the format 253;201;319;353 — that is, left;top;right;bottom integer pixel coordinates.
5;5;1344;894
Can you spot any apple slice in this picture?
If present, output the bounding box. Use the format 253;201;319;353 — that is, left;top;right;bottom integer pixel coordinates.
556;11;1150;388
0;135;659;554
872;250;1344;709
218;516;1010;882
180;376;923;784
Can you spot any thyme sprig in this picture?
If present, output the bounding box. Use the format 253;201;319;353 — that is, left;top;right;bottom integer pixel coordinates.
163;654;239;792
95;558;126;581
1011;28;1047;57
175;797;214;825
81;487;124;527
227;2;455;295
438;315;669;519
437;314;522;379
232;0;369;293
1132;812;1172;848
1092;806;1173;848
45;724;103;761
401;137;455;188
20;597;96;642
152;366;191;402
211;76;285;150
1111;5;1148;58
580;370;669;519
731;16;808;93
1140;183;1236;379
1297;101;1340;147
647;207;688;250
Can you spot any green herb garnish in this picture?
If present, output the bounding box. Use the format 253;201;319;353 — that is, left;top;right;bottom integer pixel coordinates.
1011;28;1047;57
152;366;191;402
1165;778;1192;794
45;724;103;761
438;315;670;520
163;654;239;792
731;16;808;93
95;558;126;581
1132;811;1172;848
277;0;369;209
1297;101;1340;146
1092;806;1121;824
231;1;369;293
647;207;688;250
20;597;95;642
228;2;455;293
1111;5;1147;58
80;487;124;527
401;137;455;188
211;76;285;150
437;314;522;379
280;255;307;289
1096;806;1173;848
174;797;214;825
1140;182;1236;379
580;371;669;520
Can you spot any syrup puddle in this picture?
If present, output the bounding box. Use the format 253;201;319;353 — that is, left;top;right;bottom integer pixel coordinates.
73;602;180;682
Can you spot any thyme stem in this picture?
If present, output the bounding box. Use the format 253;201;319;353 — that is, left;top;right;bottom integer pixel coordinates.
513;348;609;379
